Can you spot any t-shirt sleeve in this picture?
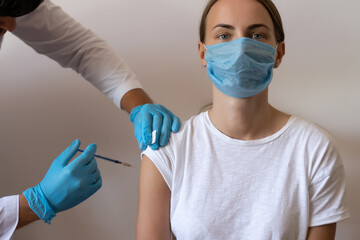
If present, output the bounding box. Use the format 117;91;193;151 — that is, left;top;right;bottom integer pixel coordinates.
308;140;350;227
141;146;174;190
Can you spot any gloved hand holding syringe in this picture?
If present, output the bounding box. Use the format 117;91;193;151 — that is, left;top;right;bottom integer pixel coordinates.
21;140;133;227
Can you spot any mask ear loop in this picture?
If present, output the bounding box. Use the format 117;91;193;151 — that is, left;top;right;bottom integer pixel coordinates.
274;43;280;68
202;42;207;68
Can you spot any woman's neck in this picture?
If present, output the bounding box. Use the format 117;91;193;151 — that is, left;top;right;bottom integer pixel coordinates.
209;88;290;140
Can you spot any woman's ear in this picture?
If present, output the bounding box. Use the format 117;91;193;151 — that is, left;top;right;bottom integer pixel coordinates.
198;41;207;68
274;41;285;68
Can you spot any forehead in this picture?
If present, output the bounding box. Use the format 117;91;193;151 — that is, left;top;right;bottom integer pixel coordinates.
207;0;274;30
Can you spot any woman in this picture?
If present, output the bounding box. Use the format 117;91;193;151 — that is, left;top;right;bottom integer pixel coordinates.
137;0;349;239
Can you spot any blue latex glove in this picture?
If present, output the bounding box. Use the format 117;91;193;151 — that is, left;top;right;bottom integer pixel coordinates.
130;104;181;150
23;140;102;223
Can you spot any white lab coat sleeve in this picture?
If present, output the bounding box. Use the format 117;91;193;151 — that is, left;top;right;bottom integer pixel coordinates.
12;0;143;109
0;195;19;240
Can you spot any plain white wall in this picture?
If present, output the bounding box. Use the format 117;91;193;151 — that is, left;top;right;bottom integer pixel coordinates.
0;0;359;239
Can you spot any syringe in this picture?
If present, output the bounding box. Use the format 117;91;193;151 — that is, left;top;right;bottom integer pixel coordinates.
77;149;133;167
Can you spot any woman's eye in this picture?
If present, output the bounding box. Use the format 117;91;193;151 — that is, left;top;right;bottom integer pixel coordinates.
251;34;263;40
218;34;230;40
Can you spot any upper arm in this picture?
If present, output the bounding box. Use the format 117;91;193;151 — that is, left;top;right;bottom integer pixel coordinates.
136;155;171;240
306;223;337;240
14;1;142;108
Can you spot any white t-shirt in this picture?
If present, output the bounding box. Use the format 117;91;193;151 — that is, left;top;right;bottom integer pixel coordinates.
11;0;142;109
0;195;19;240
143;112;350;240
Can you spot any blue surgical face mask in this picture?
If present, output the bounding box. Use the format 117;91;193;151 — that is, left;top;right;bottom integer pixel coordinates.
204;37;277;98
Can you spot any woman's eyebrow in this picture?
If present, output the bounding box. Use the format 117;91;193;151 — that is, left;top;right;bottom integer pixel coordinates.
212;24;235;30
212;23;270;31
247;24;270;31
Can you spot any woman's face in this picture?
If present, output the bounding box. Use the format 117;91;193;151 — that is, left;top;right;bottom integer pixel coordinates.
198;0;285;68
205;0;277;46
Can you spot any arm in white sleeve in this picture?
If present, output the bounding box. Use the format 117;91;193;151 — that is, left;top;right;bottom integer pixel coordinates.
12;0;142;108
0;195;19;240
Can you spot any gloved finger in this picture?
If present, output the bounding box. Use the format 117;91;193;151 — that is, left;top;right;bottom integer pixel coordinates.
141;110;153;145
159;113;171;147
160;106;181;133
171;115;182;133
139;139;147;151
90;174;102;192
91;169;101;184
150;112;163;150
85;157;98;174
70;143;97;167
82;176;102;201
56;139;81;167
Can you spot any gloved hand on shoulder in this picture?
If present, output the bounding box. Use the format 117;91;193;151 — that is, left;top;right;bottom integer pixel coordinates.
130;104;181;151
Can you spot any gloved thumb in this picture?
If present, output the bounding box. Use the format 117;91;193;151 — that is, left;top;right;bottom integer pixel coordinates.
56;139;81;167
